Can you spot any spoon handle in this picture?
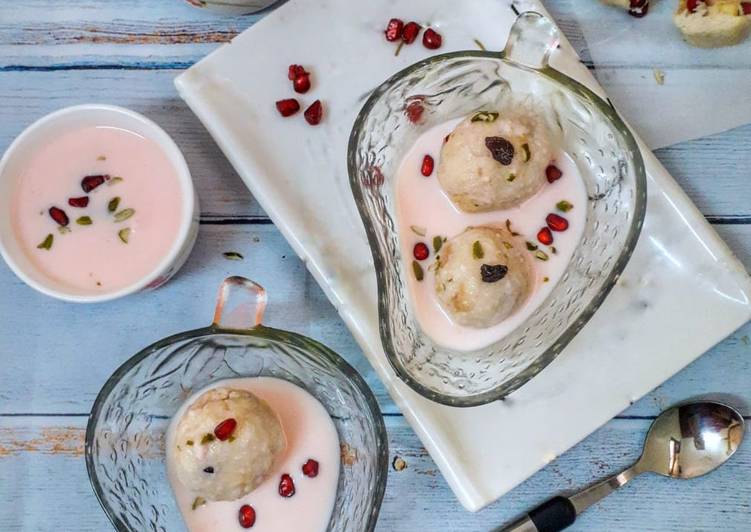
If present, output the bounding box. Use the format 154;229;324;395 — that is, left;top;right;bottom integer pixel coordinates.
496;464;641;532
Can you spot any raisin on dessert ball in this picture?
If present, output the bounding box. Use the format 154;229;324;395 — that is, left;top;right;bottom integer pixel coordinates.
434;226;532;328
173;387;285;501
437;111;552;212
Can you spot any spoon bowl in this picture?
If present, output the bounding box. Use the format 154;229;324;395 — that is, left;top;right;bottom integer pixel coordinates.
639;401;745;480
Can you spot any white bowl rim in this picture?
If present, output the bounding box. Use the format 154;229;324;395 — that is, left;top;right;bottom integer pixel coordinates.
0;103;197;303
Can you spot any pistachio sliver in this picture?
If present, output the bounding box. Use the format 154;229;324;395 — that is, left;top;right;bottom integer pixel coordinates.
76;216;93;226
191;497;206;511
534;250;549;261
412;260;424;282
521;142;531;162
471;111;499;123
506;173;516;182
556;200;574;212
223;251;243;261
36;234;53;250
472;240;484;259
118;228;131;244
433;235;443;254
114;208;135;222
410;225;427;237
107;176;124;186
108;197;121;213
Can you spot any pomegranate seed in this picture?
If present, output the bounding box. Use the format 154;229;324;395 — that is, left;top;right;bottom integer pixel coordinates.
49;206;69;226
402;22;421;44
213;418;237;441
81;175;107;193
238;505;256;528
413;242;429;261
278;473;296;497
742;2;751;15
422;28;442;49
537;227;554;246
304;100;323;125
629;0;649;17
421;154;434;176
276;98;300;117
545;164;563;183
405;100;424;124
686;0;701;12
385;18;404;42
546;213;569;232
302;459;319;478
293;74;311;94
68;196;89;208
288;64;308;81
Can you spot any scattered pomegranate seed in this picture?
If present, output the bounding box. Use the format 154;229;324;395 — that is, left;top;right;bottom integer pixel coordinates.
545;164;563;183
628;0;649;17
405;100;424;124
304;100;323;125
546;213;569;232
81;175;107;193
288;64;308;81
742;2;751;15
421;155;434;176
213;418;237;441
422;28;442;49
278;473;296;497
402;22;421;44
385;18;404;42
293;73;311;94
302;459;319;478
413;242;429;261
686;0;701;12
68;196;89;208
276;98;301;117
49;206;69;226
238;505;256;528
537;227;553;246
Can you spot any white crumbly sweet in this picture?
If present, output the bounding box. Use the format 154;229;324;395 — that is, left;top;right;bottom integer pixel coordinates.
674;0;751;48
434;226;532;328
173;387;285;501
437;111;552;213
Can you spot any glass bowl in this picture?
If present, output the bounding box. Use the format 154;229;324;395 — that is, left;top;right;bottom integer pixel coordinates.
85;276;388;531
347;12;647;407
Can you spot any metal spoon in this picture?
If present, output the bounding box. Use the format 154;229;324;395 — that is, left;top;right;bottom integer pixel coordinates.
498;401;745;532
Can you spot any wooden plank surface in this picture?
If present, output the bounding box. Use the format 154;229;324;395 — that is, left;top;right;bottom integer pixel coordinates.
0;1;749;531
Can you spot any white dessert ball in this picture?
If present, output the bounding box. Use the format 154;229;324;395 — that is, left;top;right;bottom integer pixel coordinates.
173;387;285;501
434;226;532;328
437;110;552;212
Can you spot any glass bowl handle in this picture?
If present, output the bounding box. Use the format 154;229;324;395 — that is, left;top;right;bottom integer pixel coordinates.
502;11;559;70
212;276;267;330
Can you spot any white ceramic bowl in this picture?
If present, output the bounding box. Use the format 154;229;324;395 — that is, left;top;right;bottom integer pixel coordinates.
0;104;200;303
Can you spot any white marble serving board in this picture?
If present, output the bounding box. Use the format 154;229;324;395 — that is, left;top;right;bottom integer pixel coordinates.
174;0;751;512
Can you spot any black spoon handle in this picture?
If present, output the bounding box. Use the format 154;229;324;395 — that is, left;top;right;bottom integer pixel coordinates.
499;496;576;532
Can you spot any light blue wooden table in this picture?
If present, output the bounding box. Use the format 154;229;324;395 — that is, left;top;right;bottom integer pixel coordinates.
0;2;749;530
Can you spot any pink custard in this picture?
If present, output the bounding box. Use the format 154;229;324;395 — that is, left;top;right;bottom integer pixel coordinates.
166;377;340;532
396;117;588;351
10;125;184;294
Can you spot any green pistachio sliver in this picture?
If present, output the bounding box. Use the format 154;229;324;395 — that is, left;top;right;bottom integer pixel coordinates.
223;251;243;261
502;241;513;250
506;173;516;182
472;240;484;259
521;143;531;162
36;234;53;250
433;235;443;254
200;433;215;445
108;197;121;213
556;200;574;212
186;440;194;446
551;246;558;255
505;219;520;237
191;497;206;511
118;228;131;244
543;276;550;283
470;111;499;123
114;208;135;222
76;216;93;226
107;176;124;186
57;226;71;235
534;250;549;261
526;241;538;251
410;225;427;237
412;260;424;282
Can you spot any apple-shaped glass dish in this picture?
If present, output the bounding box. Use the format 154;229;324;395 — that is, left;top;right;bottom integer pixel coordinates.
347;12;647;407
85;276;388;531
